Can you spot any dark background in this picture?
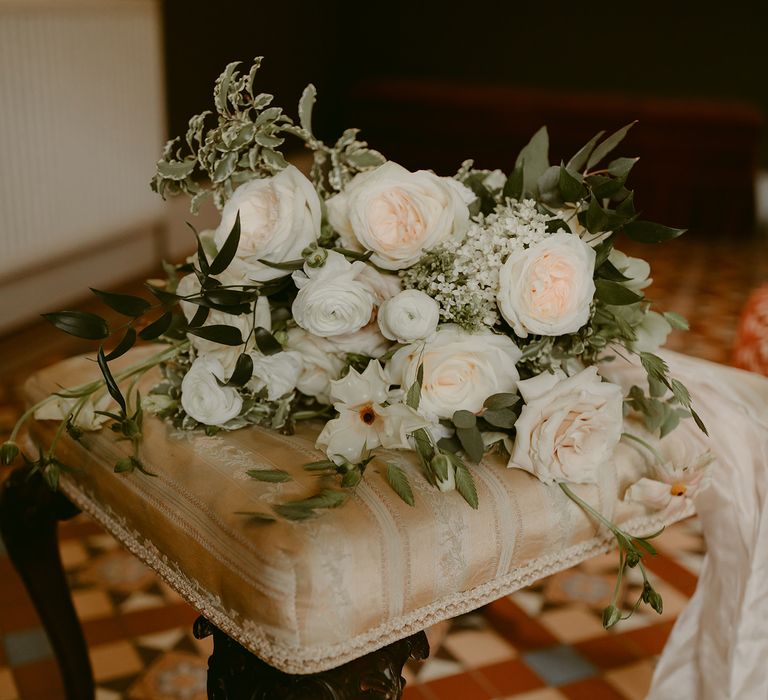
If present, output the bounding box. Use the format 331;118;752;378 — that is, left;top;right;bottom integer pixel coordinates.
162;0;767;236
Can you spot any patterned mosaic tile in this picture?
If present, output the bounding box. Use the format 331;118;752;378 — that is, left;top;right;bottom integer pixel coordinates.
0;233;765;698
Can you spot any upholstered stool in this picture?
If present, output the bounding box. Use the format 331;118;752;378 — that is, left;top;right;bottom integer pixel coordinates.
2;348;764;699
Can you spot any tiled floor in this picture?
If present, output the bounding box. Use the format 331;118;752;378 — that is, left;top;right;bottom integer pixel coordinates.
0;232;766;699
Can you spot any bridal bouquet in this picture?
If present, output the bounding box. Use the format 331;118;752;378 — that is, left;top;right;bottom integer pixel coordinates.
3;58;710;628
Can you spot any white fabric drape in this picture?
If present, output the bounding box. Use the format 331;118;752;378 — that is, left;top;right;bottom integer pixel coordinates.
648;353;768;700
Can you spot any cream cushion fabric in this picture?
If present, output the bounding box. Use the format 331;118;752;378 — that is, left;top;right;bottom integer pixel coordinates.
23;348;753;674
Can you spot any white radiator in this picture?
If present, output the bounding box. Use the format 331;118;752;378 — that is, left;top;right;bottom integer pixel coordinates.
0;0;168;330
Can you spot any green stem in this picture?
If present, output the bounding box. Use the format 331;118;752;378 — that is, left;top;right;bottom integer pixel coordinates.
559;482;619;536
621;431;665;465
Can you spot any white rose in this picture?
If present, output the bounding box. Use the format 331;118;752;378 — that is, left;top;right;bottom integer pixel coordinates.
181;355;243;426
213;165;321;282
609;249;651;293
497;231;596;337
510;366;623;484
286;328;346;404
291;251;374;337
326;161;474;270
378;290;440;343
388;325;521;420
248;351;303;401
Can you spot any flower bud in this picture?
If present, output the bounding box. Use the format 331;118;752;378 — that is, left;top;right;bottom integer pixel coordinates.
602;605;621;629
1;441;19;465
431;454;455;492
625;550;640;568
302;244;327;268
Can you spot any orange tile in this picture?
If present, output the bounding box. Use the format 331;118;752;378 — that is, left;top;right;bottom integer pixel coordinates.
0;668;18;700
538;607;606;643
72;589;114;621
604;660;656;700
90;640;143;682
422;671;494;700
441;629;517;668
484;599;559;650
559;677;626;699
10;658;63;699
83;616;126;647
572;635;640;670
476;658;545;696
616;620;675;657
641;553;698;597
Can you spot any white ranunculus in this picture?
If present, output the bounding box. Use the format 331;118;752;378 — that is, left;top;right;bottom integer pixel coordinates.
378;289;440;343
497;231;596;338
291;251;375;337
326;161;475;270
176;275;269;372
181;355;243;426
286;328;346;404
248;351;303;401
324;322;393;359
510;366;623;484
388;325;522;420
609;249;651;293
213;165;321;282
630;310;672;354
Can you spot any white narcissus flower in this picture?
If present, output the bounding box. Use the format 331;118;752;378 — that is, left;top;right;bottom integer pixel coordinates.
378;290;440;343
510;366;623;484
624;450;713;519
291;251;375;338
326;161;475;270
286;328;346;404
497;231;596;338
316;361;429;465
388;325;521;420
181;355;243;426
213;165;321;282
248;351;303;401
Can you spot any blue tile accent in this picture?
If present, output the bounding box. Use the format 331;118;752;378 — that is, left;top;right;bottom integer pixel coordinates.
3;627;53;667
522;644;597;686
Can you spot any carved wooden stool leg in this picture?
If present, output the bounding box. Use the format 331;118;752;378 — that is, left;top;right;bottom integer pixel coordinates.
193;616;429;700
0;465;95;700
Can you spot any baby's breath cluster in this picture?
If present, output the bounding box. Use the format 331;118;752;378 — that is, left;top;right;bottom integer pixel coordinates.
401;199;561;331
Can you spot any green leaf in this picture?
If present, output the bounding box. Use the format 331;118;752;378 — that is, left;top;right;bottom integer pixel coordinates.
226;353;254;387
341;468;363;488
385;463;415;506
663;311;689;330
588;174;627;199
595;279;643;305
456;424;484;463
483;393;519;411
42;310;109;340
503;163;524;200
145;284;180;306
234;511;277;523
262;148;288;170
209;212;241;275
406;364;424;410
187;324;244;346
346;149;385;169
272;503;316;521
303;459;337;471
97;346;126;414
482;408;518;429
659;406;681;438
690;408;708;435
515;126;549;196
452;410;476;429
139;311;174;340
298;83;316;133
287;489;348;510
247;468;291;483
648;375;667;398
253;327;282;355
596;259;631;282
104;328;137;361
256;257;305;271
586;122;637;169
114;457;134;474
608;157;639;178
90;289;151;317
559;165;587;202
566;131;605;172
186;222;210;275
670;379;691;408
156;159;196;181
453;460;479;509
624;220;686;244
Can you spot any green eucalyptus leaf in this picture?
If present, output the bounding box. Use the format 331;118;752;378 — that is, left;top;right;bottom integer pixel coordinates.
187;324;244;347
456;424;484;463
624;220;686;244
503;163;524;200
566;130;605;173
586;122;637;169
483;393;519;410
139;311;174;340
90;289;151;317
42;310;109;340
608;157;639;178
515;126;549;196
482;408;518;429
452;410;476;430
559;165;588;202
104;328;137;361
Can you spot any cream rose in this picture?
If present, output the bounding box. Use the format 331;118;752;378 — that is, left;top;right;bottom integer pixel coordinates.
326;161;474;270
497;232;596;337
291;251;375;337
248;351;303;401
213;165;321;282
510;366;623;484
181;355;243;426
378;289;440;343
286;328;346;404
388;325;521;420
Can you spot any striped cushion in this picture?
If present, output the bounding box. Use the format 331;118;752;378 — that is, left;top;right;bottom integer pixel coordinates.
23;348;762;674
